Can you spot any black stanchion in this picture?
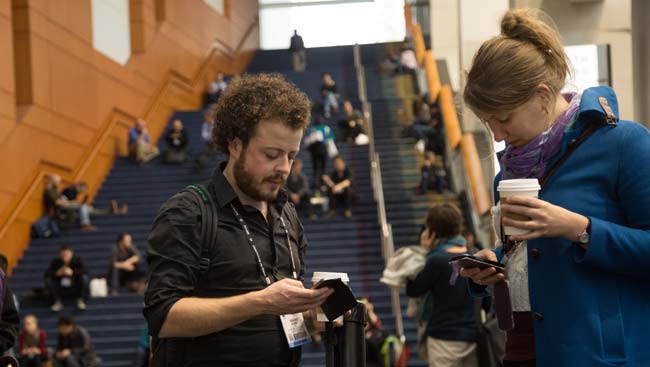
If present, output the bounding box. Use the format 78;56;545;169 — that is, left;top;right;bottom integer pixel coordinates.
322;301;367;367
341;302;367;367
325;321;338;367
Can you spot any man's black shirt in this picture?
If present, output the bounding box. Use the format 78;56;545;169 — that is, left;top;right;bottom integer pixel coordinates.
144;163;308;366
45;256;88;280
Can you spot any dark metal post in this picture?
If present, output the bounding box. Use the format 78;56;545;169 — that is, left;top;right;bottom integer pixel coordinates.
341;301;367;367
324;321;337;367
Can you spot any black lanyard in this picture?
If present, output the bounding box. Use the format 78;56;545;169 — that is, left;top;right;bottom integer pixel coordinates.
230;204;297;285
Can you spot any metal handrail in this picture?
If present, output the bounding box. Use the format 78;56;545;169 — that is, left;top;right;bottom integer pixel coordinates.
353;44;404;342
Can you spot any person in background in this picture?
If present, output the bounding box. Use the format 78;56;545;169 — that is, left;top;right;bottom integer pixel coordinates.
108;233;146;295
289;30;306;72
128;118;159;165
163;119;189;164
133;324;149;367
286;159;311;216
417;151;449;194
459;8;650;367
43;175;97;232
337;100;364;143
320;72;339;118
195;109;218;168
304;117;335;189
0;254;18;357
45;245;88;312
61;181;128;215
406;203;483;367
205;72;228;107
396;43;418;74
322;155;353;219
17;314;47;367
54;315;97;367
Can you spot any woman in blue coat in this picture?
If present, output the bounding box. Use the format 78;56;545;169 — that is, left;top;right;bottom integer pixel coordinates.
459;8;650;367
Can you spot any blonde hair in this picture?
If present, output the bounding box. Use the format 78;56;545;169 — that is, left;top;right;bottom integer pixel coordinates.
463;8;571;116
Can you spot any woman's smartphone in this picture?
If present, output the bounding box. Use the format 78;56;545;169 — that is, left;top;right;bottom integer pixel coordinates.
449;254;505;273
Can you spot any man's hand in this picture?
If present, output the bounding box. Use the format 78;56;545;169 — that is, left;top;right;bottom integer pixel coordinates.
290;193;301;205
57;266;73;277
257;278;333;315
458;249;506;286
56;349;71;360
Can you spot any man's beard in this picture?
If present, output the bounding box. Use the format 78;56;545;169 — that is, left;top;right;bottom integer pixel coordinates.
233;152;286;202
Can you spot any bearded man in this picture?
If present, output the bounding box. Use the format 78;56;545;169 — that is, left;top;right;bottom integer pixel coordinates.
144;74;333;367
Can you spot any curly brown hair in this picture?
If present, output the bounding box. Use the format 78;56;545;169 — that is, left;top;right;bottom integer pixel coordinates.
212;73;311;154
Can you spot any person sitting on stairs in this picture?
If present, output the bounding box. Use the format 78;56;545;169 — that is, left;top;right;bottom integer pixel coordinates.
45;245;88;312
43;175;97;232
107;233;146;295
54;315;97;367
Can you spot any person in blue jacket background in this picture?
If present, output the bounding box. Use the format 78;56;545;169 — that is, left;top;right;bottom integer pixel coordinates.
459;8;650;367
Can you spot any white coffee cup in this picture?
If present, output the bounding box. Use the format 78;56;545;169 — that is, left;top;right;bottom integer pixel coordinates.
311;272;349;323
497;178;541;236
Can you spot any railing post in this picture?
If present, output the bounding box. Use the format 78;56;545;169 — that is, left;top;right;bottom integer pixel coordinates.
353;43;404;343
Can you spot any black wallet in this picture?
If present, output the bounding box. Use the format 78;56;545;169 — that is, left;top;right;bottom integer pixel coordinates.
314;278;358;321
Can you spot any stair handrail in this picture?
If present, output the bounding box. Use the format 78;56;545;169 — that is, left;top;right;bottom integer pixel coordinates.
353;43;405;343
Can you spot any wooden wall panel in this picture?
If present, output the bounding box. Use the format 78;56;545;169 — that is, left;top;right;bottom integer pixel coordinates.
0;0;10;17
0;16;14;96
0;0;259;270
1;2;16;141
0;116;13;145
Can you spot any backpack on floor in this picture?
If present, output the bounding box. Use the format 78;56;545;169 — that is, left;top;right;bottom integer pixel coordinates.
31;215;60;238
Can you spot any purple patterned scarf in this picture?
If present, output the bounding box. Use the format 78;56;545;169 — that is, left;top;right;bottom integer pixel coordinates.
500;93;581;179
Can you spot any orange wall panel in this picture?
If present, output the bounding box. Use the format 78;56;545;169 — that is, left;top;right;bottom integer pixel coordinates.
461;134;491;215
0;0;259;271
0;16;15;98
49;46;100;125
0;193;12;216
27;37;53;107
0;91;14;120
0;115;14;144
0;0;10;18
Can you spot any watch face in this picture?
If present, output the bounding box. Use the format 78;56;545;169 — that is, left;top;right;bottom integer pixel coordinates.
579;232;590;244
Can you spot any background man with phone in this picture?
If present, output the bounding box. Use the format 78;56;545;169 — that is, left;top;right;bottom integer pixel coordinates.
144;74;333;366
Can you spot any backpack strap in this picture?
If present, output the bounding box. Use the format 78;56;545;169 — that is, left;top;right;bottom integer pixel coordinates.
184;184;218;280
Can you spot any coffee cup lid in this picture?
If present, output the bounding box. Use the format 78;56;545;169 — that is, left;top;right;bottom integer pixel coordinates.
497;178;540;192
312;272;349;283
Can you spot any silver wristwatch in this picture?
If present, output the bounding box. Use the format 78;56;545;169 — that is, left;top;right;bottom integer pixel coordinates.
576;218;591;245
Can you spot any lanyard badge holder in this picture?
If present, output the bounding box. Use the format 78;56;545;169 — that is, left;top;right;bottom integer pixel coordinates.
230;204;311;348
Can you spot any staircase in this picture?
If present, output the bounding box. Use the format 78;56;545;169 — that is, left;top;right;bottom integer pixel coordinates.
11;43;457;367
360;44;462;366
6;44;378;367
11;110;221;366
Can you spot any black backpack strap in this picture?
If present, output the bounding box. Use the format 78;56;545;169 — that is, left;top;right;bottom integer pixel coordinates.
151;184;218;367
184;184;218;280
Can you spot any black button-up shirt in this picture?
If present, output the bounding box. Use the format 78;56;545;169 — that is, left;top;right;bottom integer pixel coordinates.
144;163;308;366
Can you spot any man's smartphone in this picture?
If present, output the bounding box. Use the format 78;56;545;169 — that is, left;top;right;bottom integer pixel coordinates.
312;278;357;321
449;254;505;273
313;278;342;290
